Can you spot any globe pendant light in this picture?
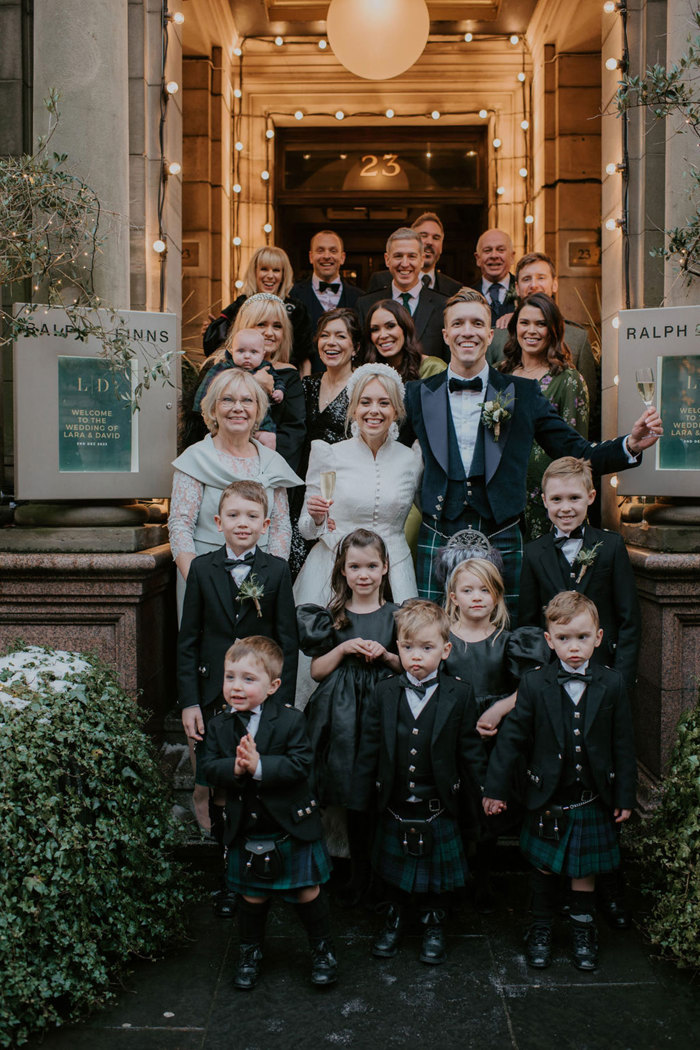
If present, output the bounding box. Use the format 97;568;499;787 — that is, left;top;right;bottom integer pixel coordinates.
326;0;430;81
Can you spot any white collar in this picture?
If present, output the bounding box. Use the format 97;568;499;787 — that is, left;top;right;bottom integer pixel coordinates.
481;276;511;292
406;670;438;688
392;280;422;300
225;544;258;561
560;660;590;675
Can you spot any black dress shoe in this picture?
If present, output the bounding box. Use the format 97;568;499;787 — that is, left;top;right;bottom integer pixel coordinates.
233;944;263;990
571;920;598;971
525;923;553;968
214;890;239;918
599;896;631;930
372;904;404;958
419;911;447;965
310;939;338;986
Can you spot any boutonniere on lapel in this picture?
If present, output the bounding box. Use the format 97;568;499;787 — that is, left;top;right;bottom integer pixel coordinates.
481;392;514;441
572;542;603;584
503;285;518;307
237;574;264;617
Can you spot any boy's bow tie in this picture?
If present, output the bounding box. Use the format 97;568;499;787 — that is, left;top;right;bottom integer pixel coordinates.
557;670;592;685
553;526;584;548
224;552;255;569
398;674;436;698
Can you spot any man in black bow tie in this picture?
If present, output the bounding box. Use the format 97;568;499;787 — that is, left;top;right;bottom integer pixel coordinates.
290;230;364;371
402;289;663;617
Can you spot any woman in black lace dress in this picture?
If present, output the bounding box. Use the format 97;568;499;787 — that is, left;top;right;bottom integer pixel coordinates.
289;307;361;577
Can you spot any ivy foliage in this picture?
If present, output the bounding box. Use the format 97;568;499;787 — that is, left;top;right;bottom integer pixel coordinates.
632;689;700;969
0;646;190;1047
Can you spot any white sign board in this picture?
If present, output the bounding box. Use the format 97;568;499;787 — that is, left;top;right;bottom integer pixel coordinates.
617;304;700;497
13;307;178;499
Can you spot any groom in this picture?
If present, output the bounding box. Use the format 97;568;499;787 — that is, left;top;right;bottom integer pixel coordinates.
403;289;662;616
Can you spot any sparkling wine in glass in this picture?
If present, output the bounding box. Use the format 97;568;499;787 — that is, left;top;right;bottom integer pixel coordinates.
319;470;336;502
635;367;655;408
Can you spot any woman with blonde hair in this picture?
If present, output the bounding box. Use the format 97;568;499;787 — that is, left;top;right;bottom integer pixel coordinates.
202;245;313;371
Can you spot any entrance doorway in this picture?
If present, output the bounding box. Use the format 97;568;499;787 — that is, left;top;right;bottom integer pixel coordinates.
275;126;487;290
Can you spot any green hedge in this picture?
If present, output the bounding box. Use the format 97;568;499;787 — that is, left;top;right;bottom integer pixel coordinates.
633;689;700;969
0;645;190;1046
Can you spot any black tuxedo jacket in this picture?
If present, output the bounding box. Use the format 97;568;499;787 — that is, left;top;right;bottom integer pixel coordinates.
198;701;323;843
177;545;298;710
518;526;640;688
472;274;516;324
484;662;637;811
356;286;449;361
349;671;488;821
367;269;462;297
403;367;638;527
290;277;364;327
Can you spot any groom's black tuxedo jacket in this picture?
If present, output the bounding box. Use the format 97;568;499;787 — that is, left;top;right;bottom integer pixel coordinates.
177;545;298;711
518;525;641;688
403;367;638;528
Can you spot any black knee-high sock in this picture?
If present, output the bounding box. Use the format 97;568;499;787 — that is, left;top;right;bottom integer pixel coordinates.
238;898;270;946
294;891;333;945
570;890;596;923
530;869;558;925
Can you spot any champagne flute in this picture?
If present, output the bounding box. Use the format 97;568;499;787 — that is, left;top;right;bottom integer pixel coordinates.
319;470;336;502
635;367;655;408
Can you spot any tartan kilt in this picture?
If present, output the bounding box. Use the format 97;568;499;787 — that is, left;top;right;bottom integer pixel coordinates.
416;517;523;624
227;834;332;902
372;810;468;895
520;799;621;878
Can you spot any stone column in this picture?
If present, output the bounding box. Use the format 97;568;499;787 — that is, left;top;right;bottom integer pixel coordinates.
32;0;131;306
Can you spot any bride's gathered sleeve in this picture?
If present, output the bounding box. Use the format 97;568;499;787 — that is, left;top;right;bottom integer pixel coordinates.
168;469;204;560
298;440;331;541
267;486;292;559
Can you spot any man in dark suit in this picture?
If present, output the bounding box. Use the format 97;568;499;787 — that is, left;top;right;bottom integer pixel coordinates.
357;227;449;360
402;288;663;616
367;212;462;297
486;251;598;412
290;229;364;371
473;228;517;324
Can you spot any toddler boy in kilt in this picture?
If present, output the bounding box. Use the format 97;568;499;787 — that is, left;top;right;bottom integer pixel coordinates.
198;637;335;990
350;600;487;965
483;592;636;972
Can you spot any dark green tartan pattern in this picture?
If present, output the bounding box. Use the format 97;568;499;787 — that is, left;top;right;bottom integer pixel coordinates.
227;835;331;902
416;517;523;624
519;799;620;877
372;810;468;895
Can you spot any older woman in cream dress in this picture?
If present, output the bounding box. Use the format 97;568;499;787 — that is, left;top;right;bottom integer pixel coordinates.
294;362;423;609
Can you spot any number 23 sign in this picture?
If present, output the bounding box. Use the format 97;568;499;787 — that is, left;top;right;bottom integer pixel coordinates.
360;153;402;177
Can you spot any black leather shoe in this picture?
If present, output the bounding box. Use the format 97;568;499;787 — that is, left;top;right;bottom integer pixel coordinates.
419;911;447;965
372;905;404;958
599;896;631;930
310;939;338;986
233;944;263;990
525;923;553;968
571;920;599;971
214;890;239;918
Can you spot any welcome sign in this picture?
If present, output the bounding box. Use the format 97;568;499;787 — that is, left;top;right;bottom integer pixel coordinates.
13;307;178;499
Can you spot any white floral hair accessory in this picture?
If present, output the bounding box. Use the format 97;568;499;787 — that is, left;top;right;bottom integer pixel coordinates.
345;362;406;404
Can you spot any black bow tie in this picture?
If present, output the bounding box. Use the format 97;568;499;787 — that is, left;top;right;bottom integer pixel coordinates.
448;376;483;394
399;674;437;698
224;551;255;570
557;670;592;686
319;281;340;293
553;526;584;549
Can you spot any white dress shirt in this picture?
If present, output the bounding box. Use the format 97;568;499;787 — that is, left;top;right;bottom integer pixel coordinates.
446;362;490;475
392;280;422;315
225;544;257;587
554;528;584;565
226;702;263;779
481;276;511;304
559;660;590;705
312;273;343;311
404;670;439;719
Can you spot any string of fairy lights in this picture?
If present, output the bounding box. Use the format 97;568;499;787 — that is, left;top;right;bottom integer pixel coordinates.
153;5;630;307
227;31;534;288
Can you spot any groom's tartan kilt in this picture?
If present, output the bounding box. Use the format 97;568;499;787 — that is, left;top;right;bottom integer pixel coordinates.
417;514;523;624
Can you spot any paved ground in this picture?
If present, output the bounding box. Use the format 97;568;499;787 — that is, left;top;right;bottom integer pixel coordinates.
29;858;700;1050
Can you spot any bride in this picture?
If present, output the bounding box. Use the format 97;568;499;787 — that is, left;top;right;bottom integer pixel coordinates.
294;362;422;608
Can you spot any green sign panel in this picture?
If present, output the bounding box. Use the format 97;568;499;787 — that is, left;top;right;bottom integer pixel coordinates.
658;354;700;470
58;357;135;472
